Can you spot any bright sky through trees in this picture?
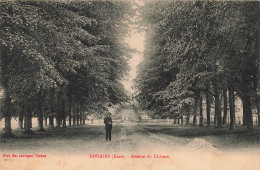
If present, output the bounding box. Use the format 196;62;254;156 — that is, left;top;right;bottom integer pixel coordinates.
123;30;145;93
122;0;145;93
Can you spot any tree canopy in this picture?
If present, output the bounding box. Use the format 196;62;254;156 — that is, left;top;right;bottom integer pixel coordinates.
0;1;134;135
134;1;259;130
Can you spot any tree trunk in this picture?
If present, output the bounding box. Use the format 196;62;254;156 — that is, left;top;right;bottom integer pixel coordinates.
73;109;76;126
30;116;32;128
37;112;44;131
3;89;12;136
180;116;183;125
62;115;67;128
83;115;86;125
24;115;32;133
24;107;33;134
229;87;235;130
77;105;79;126
80;113;83;125
60;117;62;127
1;43;12;136
214;83;222;128
222;89;228;125
37;85;45;132
257;7;260;128
242;100;247;126
240;46;255;131
257;101;260;127
186;115;190;125
68;95;72;127
49;116;54;129
55;88;61;128
240;61;254;132
81;114;84;125
69;114;72;127
193;115;197;125
206;86;211;126
4;116;12;137
44;117;48;127
174;117;176;124
193;91;199;125
18;114;23;129
241;93;253;131
48;88;56;129
61;87;66;128
56;116;61;128
199;96;203;126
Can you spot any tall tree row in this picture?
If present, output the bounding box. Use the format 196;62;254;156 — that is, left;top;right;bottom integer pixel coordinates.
134;1;259;131
0;1;133;136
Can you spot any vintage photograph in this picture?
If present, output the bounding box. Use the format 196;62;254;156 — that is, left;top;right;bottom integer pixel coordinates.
0;0;259;169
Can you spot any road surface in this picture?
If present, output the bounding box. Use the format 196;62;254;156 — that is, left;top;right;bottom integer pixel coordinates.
1;123;259;154
1;123;260;170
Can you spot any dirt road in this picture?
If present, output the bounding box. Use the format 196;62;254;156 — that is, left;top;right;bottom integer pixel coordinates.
1;123;260;170
1;123;259;154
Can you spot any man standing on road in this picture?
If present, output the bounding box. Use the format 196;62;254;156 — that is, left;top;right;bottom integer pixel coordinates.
104;112;112;141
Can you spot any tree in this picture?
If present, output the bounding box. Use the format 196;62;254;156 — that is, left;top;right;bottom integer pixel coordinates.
0;1;133;135
135;1;259;132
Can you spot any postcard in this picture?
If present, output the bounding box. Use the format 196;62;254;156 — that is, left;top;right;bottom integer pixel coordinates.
0;0;259;169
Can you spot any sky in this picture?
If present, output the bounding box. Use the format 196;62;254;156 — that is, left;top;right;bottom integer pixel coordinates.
120;0;146;94
122;29;146;94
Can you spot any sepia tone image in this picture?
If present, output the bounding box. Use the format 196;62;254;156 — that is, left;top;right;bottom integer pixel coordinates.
0;0;259;169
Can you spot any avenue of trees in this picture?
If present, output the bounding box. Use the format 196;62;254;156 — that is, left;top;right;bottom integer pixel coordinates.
0;1;133;136
134;1;260;131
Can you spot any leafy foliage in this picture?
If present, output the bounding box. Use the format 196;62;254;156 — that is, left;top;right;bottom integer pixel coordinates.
0;1;133;129
134;1;259;125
